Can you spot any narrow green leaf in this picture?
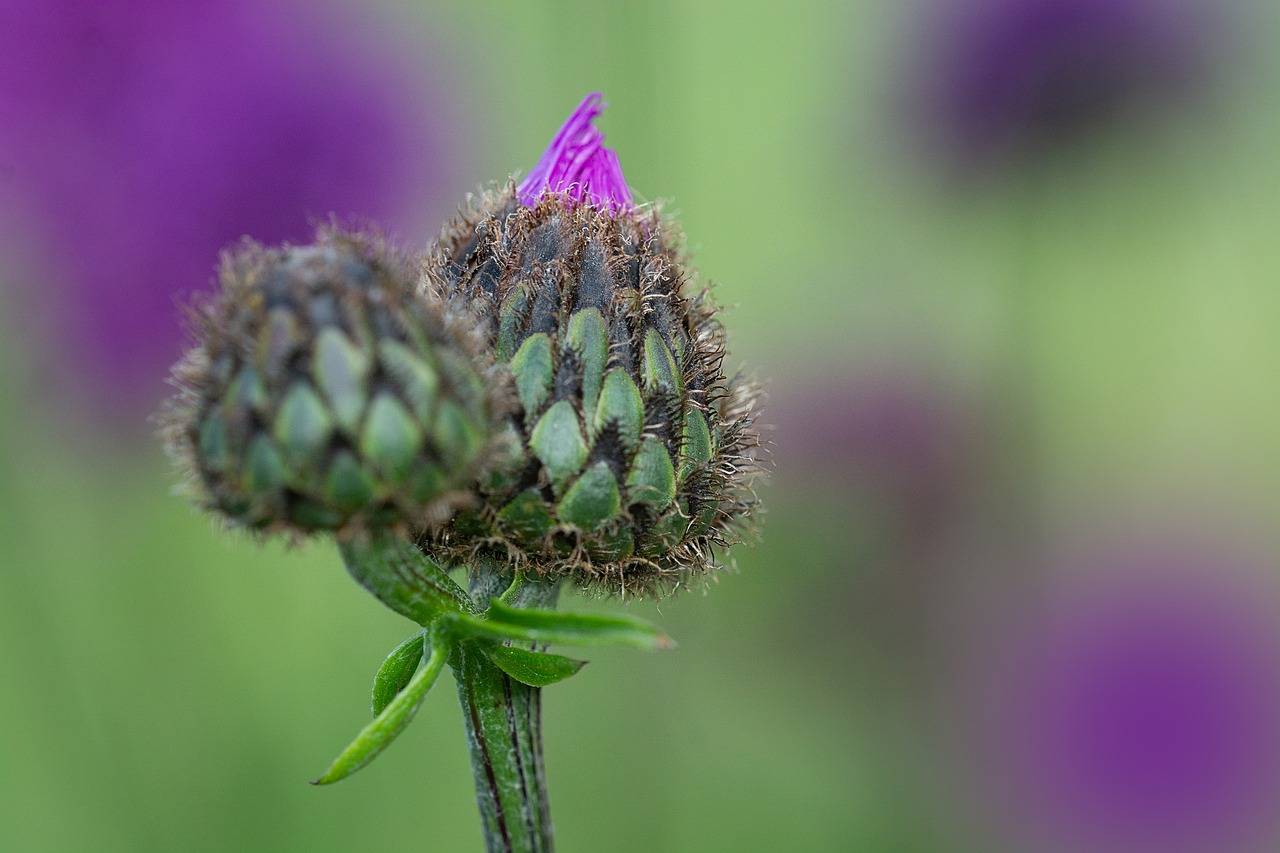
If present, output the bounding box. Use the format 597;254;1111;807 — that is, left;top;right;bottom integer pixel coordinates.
372;633;426;716
312;642;448;785
340;532;472;625
444;601;674;651
485;644;587;687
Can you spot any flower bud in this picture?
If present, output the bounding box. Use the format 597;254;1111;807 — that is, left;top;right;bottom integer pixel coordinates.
163;227;505;536
419;95;764;595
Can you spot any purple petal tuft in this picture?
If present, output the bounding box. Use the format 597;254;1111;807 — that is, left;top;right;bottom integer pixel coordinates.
517;93;634;212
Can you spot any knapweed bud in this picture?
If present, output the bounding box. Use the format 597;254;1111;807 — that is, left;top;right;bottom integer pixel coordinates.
163;227;505;536
420;94;764;595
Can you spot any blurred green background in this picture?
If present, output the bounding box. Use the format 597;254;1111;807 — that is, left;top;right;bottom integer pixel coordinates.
5;0;1280;851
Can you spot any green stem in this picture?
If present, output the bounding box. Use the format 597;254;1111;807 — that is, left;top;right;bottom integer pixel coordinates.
453;571;560;853
453;642;552;853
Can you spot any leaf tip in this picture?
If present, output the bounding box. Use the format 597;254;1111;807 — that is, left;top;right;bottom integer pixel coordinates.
311;762;352;786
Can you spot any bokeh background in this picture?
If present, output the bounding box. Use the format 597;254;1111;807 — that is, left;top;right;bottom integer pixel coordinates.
4;0;1280;850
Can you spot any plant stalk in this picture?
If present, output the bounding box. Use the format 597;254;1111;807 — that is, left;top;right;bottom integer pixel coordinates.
454;571;560;853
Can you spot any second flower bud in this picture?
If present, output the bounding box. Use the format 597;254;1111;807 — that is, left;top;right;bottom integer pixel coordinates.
163;227;509;537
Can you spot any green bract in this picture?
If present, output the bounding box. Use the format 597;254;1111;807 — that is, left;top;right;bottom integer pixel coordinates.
420;186;764;595
163;227;506;536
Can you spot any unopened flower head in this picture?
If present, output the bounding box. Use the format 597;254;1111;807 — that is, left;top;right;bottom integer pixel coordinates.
163;227;506;537
420;94;765;596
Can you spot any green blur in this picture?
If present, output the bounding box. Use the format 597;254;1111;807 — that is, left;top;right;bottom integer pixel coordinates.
4;0;1280;851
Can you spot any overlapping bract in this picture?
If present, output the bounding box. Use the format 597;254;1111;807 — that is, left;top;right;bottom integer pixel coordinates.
164;228;503;536
418;186;763;594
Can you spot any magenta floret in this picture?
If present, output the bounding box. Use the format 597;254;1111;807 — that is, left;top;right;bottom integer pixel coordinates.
517;93;634;212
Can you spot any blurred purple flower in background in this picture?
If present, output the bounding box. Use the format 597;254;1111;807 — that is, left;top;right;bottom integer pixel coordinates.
961;535;1280;853
907;0;1225;176
0;0;464;435
775;365;972;543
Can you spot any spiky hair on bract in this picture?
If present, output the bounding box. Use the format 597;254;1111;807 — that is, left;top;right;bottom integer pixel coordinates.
417;94;764;597
162;225;510;540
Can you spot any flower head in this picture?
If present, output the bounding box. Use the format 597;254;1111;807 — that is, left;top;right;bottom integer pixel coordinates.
163;228;506;538
516;93;634;213
422;95;763;596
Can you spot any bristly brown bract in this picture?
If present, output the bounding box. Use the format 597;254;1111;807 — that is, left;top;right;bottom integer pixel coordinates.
160;225;512;541
417;184;765;598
